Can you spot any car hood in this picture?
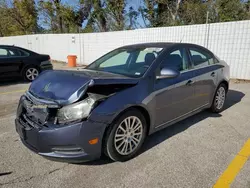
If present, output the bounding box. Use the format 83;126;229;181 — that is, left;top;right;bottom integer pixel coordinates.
29;69;139;105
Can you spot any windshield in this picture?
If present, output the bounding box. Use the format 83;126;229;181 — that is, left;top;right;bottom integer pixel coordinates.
86;47;164;78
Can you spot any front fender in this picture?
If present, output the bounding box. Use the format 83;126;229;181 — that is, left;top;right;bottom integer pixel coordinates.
88;81;152;127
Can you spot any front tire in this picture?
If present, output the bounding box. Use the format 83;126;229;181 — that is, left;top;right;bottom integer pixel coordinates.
104;109;147;162
210;83;227;113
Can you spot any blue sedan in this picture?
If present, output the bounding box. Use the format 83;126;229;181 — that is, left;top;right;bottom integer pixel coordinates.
15;43;230;162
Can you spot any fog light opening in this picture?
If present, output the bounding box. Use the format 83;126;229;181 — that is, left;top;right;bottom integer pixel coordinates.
52;146;84;155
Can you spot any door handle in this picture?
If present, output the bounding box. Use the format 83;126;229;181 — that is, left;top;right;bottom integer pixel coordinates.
211;72;215;77
186;80;194;86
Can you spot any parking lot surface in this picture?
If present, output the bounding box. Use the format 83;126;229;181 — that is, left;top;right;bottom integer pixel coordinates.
0;67;249;188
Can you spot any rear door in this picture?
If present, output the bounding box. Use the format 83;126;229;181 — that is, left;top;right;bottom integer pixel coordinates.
188;46;218;108
7;47;27;75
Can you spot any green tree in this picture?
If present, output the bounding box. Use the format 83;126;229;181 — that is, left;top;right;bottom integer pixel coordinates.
0;2;12;36
106;0;126;30
92;0;108;31
79;0;108;32
142;0;157;27
126;6;140;29
142;0;182;27
216;0;247;22
38;1;57;32
1;0;250;36
179;0;208;25
9;0;37;35
243;0;250;19
0;0;37;36
39;0;85;33
39;0;65;33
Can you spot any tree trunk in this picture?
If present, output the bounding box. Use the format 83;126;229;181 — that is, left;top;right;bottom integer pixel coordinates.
54;0;63;33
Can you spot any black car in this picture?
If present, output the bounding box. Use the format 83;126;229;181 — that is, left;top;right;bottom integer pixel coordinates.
0;45;53;81
15;43;229;162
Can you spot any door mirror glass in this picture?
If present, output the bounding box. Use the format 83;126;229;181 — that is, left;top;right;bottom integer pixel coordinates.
156;67;180;79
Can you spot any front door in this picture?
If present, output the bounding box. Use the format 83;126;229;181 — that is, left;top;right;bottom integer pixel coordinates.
154;47;196;128
0;47;22;77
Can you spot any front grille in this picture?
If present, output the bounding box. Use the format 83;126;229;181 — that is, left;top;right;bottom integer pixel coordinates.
20;114;43;129
19;93;59;129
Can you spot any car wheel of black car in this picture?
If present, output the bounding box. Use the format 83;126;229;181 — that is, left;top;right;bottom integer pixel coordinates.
23;66;40;81
104;109;147;162
210;83;227;113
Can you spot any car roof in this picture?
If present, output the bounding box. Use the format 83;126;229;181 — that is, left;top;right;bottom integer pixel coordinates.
119;42;213;54
0;45;37;54
0;45;27;49
119;42;205;49
119;42;174;48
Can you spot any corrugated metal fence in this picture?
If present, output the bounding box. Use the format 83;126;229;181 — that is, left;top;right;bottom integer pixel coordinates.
0;20;250;79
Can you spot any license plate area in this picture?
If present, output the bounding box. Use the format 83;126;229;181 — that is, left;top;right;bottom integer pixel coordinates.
23;99;49;125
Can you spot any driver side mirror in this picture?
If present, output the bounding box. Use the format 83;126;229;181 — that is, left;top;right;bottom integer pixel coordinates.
156;67;180;79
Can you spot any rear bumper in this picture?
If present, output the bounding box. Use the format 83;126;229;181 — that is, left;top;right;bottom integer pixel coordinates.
15;118;107;163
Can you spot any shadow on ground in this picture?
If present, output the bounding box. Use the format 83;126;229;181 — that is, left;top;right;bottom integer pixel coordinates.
0;79;27;86
84;89;244;165
140;89;245;156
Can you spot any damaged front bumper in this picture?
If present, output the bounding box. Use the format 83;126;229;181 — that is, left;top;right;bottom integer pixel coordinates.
15;117;107;163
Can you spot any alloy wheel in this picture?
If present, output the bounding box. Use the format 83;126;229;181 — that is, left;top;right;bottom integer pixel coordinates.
215;86;226;110
26;68;39;81
114;116;143;155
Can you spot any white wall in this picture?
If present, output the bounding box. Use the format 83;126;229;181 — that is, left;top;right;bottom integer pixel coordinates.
0;20;250;79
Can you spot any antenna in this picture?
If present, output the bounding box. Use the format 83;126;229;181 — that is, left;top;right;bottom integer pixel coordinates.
180;34;185;43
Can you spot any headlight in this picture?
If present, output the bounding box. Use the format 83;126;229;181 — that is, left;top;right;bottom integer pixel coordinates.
56;93;106;124
57;97;95;123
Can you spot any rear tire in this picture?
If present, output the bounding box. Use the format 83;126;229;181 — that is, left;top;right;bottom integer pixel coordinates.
210;83;227;113
22;66;40;82
104;109;147;162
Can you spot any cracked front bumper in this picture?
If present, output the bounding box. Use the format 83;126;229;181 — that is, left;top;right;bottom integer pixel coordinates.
15;118;107;163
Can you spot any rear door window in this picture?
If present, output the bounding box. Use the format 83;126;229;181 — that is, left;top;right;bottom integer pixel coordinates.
7;48;29;57
189;48;215;68
8;48;22;57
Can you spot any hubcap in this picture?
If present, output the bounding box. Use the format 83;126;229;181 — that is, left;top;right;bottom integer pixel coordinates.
215;87;226;110
26;68;39;81
114;116;143;155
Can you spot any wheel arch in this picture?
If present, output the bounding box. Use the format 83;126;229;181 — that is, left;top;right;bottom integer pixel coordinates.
101;105;151;159
102;105;151;145
219;80;229;92
113;105;151;135
21;64;41;75
210;79;229;107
